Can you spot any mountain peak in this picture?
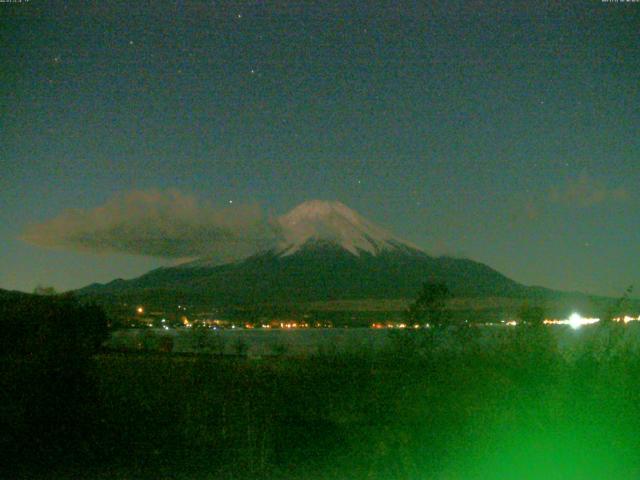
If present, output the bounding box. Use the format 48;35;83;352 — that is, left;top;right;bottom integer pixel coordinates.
276;200;420;256
282;200;358;221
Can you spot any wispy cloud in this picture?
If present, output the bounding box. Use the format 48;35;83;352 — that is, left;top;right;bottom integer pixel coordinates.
550;171;629;208
21;189;279;262
508;171;629;226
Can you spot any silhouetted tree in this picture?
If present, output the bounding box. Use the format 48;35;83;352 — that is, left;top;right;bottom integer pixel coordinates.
234;337;249;356
0;293;108;359
600;285;634;324
0;293;109;469
517;303;545;327
406;282;451;328
159;335;175;353
190;322;210;351
33;284;57;296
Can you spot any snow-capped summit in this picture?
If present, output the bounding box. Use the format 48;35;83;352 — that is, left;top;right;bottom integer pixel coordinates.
176;200;420;268
275;200;419;256
78;199;534;303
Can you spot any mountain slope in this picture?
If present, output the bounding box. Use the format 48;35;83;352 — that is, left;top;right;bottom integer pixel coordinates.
77;200;548;305
78;243;532;305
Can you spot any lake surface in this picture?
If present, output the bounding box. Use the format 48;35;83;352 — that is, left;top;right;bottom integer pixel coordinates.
107;323;640;359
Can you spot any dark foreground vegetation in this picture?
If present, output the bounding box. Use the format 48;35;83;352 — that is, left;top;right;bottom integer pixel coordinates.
3;292;640;479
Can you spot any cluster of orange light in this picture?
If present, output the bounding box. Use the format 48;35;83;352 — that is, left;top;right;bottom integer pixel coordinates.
614;315;640;324
280;322;309;329
371;323;421;329
243;322;310;329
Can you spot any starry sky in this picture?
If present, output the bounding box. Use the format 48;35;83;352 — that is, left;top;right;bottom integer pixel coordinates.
1;0;638;297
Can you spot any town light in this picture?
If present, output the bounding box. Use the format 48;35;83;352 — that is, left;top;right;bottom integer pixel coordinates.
568;312;599;329
544;313;600;328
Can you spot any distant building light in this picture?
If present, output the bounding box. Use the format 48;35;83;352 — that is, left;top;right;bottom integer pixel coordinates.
614;315;640;324
544;313;600;329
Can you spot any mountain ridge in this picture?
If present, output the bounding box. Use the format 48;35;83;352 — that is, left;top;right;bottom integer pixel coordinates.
180;200;420;268
75;200;605;311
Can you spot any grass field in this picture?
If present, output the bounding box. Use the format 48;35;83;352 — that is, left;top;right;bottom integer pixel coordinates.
4;324;640;479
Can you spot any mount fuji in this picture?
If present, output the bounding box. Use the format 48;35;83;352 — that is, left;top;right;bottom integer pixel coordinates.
275;200;420;257
178;200;422;269
77;200;548;306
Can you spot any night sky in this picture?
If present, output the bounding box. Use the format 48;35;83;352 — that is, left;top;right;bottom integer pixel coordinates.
2;0;638;297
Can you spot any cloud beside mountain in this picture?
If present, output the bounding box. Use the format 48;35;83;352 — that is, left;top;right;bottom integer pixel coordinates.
550;171;629;208
511;171;630;226
21;189;279;262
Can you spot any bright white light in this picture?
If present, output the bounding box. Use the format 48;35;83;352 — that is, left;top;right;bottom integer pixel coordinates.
545;313;599;328
569;313;582;329
568;312;599;329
